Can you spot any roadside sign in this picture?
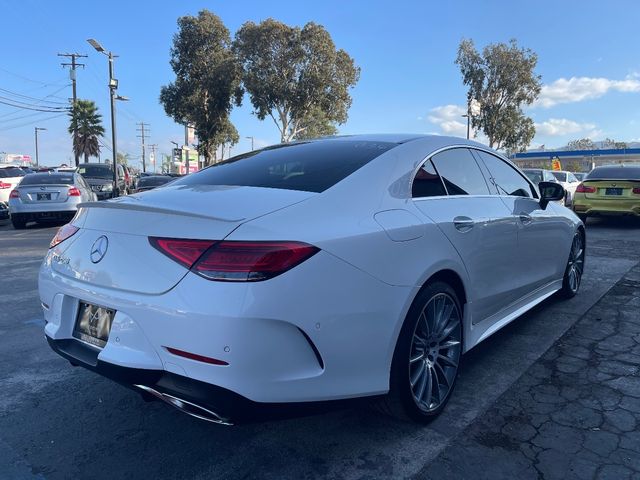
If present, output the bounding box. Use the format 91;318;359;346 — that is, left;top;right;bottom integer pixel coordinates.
551;157;562;171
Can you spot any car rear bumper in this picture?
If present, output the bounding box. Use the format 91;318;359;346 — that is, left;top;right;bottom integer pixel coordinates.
573;196;640;216
39;248;414;406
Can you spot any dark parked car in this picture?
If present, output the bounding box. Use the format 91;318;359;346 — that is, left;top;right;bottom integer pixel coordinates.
134;175;174;193
77;163;126;200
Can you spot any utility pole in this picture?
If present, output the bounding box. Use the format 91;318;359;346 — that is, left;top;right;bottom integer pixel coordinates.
149;144;158;173
34;127;47;167
245;136;254;151
136;122;150;172
184;124;190;174
58;53;87;167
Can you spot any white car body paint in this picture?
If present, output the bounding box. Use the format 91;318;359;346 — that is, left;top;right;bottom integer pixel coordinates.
39;134;583;408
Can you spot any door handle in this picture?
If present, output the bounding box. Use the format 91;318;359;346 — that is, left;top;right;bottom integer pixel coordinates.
519;213;533;225
453;216;475;232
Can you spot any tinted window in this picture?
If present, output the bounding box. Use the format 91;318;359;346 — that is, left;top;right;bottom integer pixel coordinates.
138;176;173;188
544;170;557;182
0;167;25;178
586;166;640;180
430;148;490;195
172;140;395;193
77;165;113;179
19;174;75;185
412;159;446;197
476;151;535;198
551;171;567;182
523;170;543;184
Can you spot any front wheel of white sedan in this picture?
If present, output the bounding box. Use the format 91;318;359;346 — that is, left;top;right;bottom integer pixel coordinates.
381;281;463;422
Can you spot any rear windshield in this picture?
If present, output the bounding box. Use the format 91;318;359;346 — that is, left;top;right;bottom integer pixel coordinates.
77;165;112;179
20;173;75;186
551;171;567;182
586;166;640;181
0;167;25;178
138;176;173;187
523;170;543;184
172;140;396;193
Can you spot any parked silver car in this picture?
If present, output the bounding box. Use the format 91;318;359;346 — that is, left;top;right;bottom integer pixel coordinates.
8;172;96;229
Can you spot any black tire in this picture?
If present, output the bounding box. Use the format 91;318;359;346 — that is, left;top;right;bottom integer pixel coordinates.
560;230;585;299
378;281;463;423
11;215;26;229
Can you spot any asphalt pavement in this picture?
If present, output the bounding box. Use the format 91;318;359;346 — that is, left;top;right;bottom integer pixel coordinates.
0;217;638;480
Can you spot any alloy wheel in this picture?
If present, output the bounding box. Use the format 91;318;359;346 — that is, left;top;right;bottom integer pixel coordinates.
408;293;462;412
567;233;585;293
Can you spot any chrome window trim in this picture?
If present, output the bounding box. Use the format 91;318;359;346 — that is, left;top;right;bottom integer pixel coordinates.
410;144;538;200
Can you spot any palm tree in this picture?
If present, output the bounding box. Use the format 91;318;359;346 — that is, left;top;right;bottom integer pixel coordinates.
68;100;105;165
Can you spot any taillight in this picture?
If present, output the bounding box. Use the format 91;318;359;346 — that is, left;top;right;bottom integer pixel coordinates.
576;183;596;193
150;238;319;281
0;182;11;189
633;187;640;194
50;224;79;249
68;187;81;196
149;237;215;268
195;241;320;281
9;189;20;198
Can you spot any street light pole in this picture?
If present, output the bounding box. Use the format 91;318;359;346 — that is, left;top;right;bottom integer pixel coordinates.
107;52;118;195
245;136;254;151
88;38;124;197
34;127;47;167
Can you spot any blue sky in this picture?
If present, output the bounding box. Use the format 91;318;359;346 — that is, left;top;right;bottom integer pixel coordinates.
1;0;639;169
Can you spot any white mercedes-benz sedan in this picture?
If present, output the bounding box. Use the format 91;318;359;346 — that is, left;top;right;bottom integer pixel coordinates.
39;135;584;424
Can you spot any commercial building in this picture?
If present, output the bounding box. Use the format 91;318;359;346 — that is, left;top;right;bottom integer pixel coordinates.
510;148;640;172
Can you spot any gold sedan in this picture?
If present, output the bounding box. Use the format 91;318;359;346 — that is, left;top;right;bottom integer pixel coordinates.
572;165;640;221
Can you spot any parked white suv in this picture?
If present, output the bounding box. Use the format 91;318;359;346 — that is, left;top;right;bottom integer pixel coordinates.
0;165;25;205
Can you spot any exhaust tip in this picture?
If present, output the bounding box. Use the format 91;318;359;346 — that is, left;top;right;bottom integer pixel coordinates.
133;384;233;426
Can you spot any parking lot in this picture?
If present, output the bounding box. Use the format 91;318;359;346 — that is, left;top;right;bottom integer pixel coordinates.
0;217;639;480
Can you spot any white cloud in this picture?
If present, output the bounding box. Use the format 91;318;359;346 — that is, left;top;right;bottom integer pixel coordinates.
536;76;640;108
427;104;467;136
534;118;596;136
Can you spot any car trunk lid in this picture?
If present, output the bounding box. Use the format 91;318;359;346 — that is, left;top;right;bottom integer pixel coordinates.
582;180;640;200
17;184;71;203
50;184;315;294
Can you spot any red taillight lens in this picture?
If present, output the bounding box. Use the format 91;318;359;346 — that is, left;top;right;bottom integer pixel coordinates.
149;237;216;268
576;183;596;193
9;189;20;198
68;187;81;196
50;224;79;249
0;182;11;189
633;187;640;194
195;241;320;281
149;238;319;281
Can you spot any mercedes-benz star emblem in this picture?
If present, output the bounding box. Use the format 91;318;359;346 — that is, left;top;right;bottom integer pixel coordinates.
90;236;109;264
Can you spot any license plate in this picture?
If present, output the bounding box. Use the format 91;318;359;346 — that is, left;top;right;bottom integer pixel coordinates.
73;302;115;348
605;188;622;196
37;193;51;201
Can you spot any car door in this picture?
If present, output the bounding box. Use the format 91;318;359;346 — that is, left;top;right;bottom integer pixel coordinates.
412;148;519;324
474;150;568;296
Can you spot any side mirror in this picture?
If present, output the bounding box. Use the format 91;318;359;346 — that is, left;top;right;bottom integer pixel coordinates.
539;181;565;209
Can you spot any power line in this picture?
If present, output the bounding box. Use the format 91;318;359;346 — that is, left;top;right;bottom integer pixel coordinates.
0;98;69;112
0;87;69;105
0;66;69;87
0;113;66;132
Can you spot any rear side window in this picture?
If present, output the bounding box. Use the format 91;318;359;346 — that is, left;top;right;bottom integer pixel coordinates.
412;159;446;197
172;140;395;193
551;171;567;182
0;167;25;178
19;174;75;186
475;151;536;198
430;148;490;195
